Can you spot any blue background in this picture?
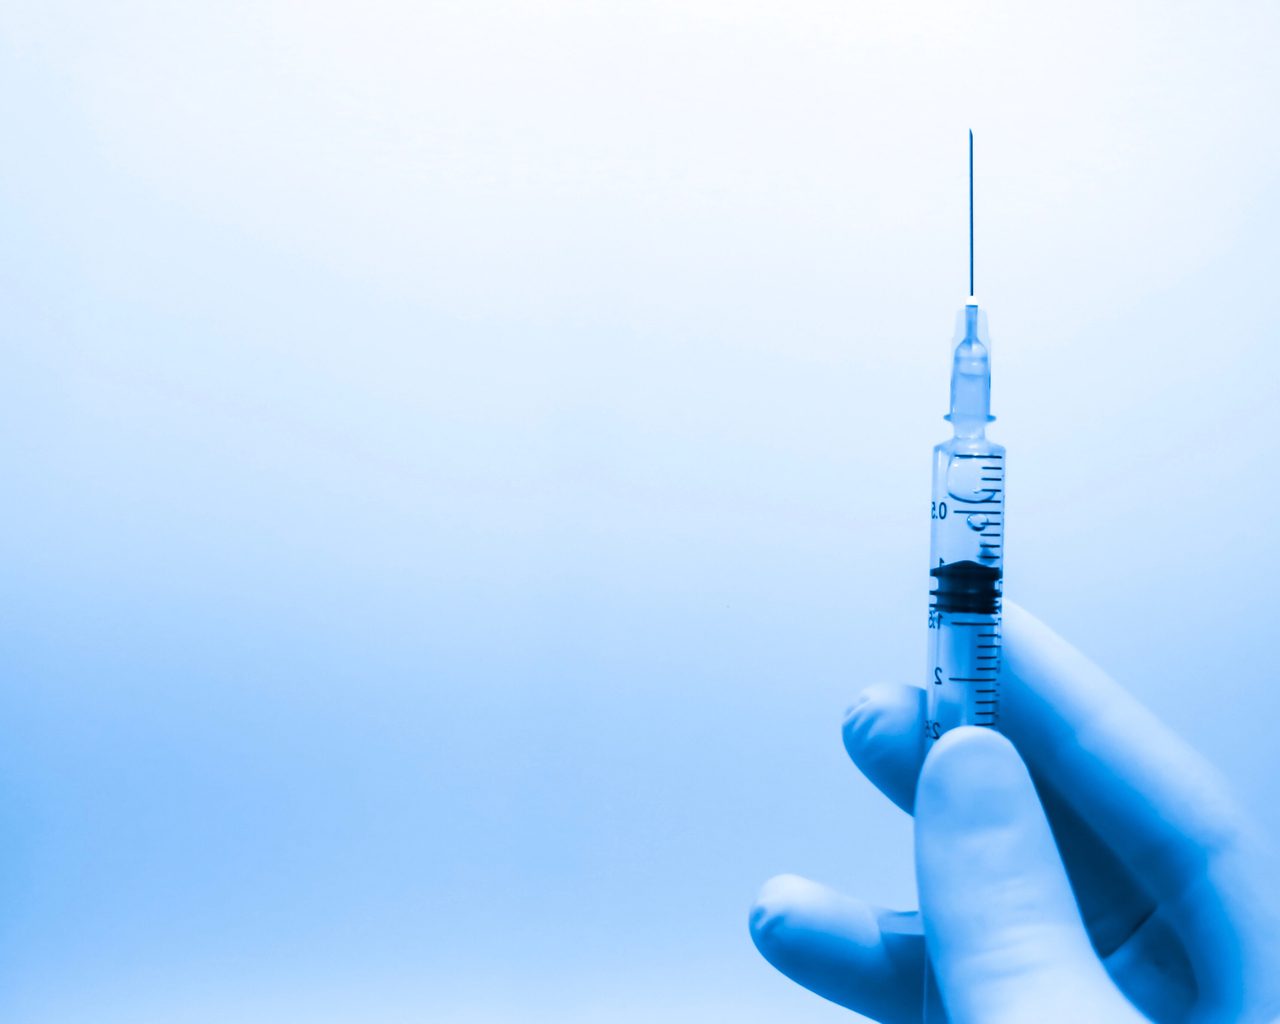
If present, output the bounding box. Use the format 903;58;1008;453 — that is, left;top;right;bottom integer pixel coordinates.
1;2;1278;1021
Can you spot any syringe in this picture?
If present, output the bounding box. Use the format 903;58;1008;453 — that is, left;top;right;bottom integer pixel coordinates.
922;130;1005;1023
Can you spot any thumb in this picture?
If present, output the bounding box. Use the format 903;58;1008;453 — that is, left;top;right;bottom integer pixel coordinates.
915;728;1143;1024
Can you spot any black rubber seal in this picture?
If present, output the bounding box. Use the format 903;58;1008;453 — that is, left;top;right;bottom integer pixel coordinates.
930;559;1002;615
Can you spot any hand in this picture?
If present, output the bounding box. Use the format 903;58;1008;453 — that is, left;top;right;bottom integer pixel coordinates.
749;603;1280;1023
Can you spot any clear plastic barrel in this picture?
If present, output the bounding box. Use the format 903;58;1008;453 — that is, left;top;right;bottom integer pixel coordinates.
925;438;1005;739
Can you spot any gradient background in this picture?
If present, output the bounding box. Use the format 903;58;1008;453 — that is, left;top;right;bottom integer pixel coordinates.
1;2;1278;1021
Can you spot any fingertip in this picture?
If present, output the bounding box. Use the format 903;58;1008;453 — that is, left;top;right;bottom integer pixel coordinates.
842;683;926;813
749;876;925;1022
1002;597;1029;622
917;726;1027;824
749;874;833;964
750;874;794;945
841;685;877;726
750;872;888;952
842;682;920;736
1000;601;1074;673
924;722;1017;767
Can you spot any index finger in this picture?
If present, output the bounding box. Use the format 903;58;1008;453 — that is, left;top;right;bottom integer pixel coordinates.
999;602;1246;900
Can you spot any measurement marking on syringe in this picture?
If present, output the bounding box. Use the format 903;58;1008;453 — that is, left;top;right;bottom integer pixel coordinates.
949;677;990;682
952;453;1003;459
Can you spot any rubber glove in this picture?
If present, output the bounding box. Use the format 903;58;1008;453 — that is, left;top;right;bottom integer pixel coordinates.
749;603;1280;1023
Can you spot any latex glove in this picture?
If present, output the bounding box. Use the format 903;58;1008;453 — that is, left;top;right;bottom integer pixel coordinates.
749;603;1280;1023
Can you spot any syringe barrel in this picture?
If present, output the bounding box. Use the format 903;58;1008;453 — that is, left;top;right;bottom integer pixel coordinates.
925;438;1005;739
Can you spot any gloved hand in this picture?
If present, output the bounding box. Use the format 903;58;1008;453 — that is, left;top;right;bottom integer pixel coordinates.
749;603;1280;1023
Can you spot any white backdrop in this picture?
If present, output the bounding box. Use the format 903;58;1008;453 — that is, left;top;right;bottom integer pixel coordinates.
1;2;1277;1021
